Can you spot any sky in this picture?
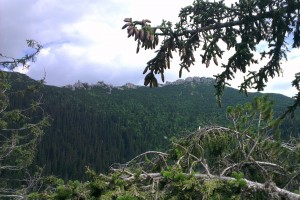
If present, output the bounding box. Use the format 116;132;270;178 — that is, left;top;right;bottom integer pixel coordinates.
0;0;299;97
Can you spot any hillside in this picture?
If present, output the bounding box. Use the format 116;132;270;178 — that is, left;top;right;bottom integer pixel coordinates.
6;72;299;180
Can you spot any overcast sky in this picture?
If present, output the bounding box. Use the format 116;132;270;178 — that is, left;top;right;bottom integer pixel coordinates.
0;0;299;97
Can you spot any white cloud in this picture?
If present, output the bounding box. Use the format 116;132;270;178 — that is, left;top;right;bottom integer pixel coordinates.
0;0;299;97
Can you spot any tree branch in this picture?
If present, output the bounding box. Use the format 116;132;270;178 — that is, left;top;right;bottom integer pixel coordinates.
114;170;300;199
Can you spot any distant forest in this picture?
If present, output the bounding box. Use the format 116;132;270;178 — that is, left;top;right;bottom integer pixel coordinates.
8;72;300;180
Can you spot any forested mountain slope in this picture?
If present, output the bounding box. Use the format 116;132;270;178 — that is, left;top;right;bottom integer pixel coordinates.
7;72;299;180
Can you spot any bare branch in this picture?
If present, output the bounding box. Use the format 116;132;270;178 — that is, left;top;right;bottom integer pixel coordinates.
118;171;300;200
221;161;285;176
125;151;168;166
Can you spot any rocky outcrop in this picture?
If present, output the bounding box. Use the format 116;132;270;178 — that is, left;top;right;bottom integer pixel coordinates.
63;77;214;91
164;77;215;86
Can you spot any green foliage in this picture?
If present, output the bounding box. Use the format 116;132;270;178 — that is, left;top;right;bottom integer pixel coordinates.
0;40;42;70
201;179;223;199
55;185;72;200
86;168;108;198
123;0;300;113
117;194;138;200
162;166;188;182
4;70;299;199
230;172;247;190
200;178;248;200
226;95;279;134
0;41;49;198
28;176;89;200
5;73;297;181
200;179;245;200
29;96;300;199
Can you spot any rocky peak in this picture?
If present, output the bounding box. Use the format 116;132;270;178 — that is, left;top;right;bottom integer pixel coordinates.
121;83;138;89
63;76;214;91
64;80;89;90
164;77;214;86
64;80;138;92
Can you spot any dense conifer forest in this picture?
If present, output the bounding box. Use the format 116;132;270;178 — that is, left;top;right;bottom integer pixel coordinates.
3;0;300;198
7;72;300;181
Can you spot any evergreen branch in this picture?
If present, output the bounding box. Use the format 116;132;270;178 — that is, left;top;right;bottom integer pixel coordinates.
153;2;300;37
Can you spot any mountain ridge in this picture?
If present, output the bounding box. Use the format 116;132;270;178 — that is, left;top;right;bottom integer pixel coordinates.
62;76;215;91
5;72;299;180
